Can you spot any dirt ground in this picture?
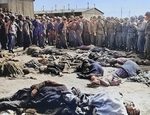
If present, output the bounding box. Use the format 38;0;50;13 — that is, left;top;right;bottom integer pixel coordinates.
0;47;150;115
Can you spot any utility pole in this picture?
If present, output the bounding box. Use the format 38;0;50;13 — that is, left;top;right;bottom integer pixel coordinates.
43;6;44;11
129;11;130;18
121;7;122;18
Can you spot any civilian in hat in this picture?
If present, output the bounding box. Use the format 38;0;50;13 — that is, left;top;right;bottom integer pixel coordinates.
137;15;147;57
58;17;68;49
144;12;150;60
23;16;32;50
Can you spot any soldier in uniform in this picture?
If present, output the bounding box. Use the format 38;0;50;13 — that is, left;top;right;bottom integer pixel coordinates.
54;17;61;46
122;18;129;50
32;15;40;46
67;18;77;47
39;19;46;48
58;17;68;49
127;16;137;53
115;18;122;50
137;15;146;56
73;15;84;46
107;17;115;49
88;16;96;45
95;16;105;47
47;18;55;46
144;12;150;59
82;18;90;45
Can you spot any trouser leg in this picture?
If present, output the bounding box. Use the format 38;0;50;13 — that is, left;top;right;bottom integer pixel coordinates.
0;101;22;111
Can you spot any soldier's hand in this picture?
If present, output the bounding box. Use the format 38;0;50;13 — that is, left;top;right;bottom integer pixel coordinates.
31;89;38;97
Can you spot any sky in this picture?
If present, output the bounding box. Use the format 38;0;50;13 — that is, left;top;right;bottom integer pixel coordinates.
34;0;150;18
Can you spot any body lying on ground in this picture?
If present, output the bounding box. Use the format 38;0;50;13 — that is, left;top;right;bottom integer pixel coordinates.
0;80;140;115
89;59;140;87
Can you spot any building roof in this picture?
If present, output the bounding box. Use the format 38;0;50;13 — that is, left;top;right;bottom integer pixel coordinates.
34;8;104;15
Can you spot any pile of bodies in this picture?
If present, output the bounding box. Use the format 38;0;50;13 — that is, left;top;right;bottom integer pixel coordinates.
0;80;140;115
0;45;150;87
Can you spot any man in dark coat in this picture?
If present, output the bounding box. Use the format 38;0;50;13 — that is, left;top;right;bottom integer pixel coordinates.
23;16;31;50
57;17;68;49
16;14;24;47
0;13;7;49
144;12;150;60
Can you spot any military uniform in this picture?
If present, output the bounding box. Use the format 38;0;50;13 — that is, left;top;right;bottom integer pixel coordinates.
32;19;40;45
47;22;55;46
74;21;83;46
144;12;150;59
58;22;68;49
95;18;105;47
127;17;137;52
122;18;129;50
137;15;146;53
115;20;122;49
39;22;46;48
88;21;96;45
83;20;90;45
107;18;115;49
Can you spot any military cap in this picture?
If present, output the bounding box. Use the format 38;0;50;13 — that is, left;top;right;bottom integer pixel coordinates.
0;13;5;18
73;18;77;21
35;14;38;17
79;15;83;18
138;15;144;19
97;16;101;19
46;16;50;19
130;16;135;21
111;17;114;19
42;18;46;21
62;16;67;20
9;14;15;18
145;12;150;18
124;17;129;21
18;14;23;18
26;16;30;20
50;18;53;21
56;17;60;21
93;16;96;19
106;17;110;20
5;16;10;20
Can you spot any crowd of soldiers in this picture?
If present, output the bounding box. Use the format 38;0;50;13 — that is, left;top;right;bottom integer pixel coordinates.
0;8;150;59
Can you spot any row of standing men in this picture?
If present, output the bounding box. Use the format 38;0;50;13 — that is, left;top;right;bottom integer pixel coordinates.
0;12;150;59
